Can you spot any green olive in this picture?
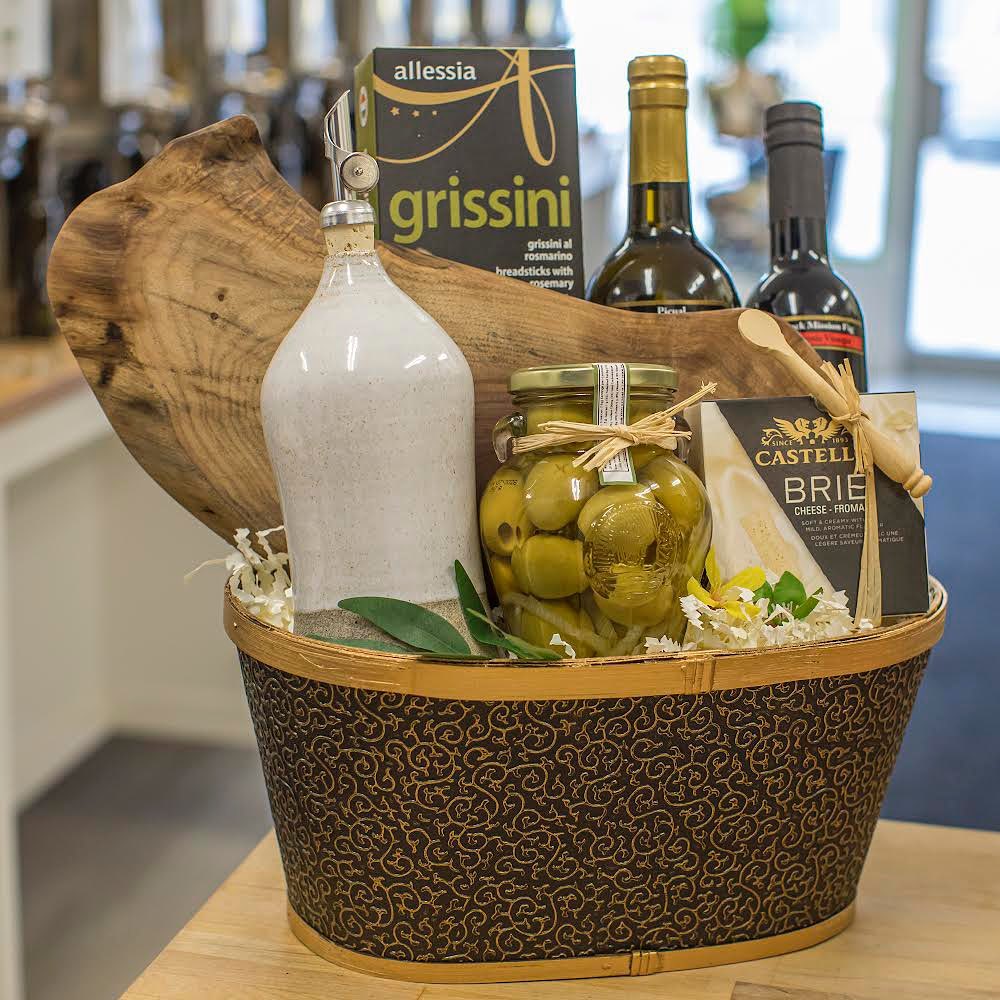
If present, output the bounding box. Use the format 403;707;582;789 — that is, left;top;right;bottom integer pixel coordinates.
479;466;534;556
524;400;591;435
641;600;688;643
594;584;675;627
630;398;664;421
640;455;709;533
523;454;598;531
685;517;712;583
514;599;596;657
511;534;587;599
488;555;519;602
577;483;657;538
628;444;662;470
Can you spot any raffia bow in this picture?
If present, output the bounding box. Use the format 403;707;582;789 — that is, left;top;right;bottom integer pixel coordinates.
816;361;882;628
512;382;718;471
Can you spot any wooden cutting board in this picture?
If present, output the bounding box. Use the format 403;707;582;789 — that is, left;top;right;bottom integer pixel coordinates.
46;115;820;544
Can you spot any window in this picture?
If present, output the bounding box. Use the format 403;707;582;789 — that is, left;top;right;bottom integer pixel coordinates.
907;0;1000;359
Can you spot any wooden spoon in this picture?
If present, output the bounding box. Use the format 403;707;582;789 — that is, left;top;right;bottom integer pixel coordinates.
738;309;932;498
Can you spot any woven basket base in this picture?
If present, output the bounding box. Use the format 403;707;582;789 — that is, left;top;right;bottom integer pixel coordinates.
287;902;856;984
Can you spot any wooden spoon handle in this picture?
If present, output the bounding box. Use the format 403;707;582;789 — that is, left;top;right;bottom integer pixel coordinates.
766;345;846;414
755;336;933;499
862;424;933;498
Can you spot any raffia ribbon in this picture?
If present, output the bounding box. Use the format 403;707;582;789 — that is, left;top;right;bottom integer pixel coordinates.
512;382;718;471
817;361;882;628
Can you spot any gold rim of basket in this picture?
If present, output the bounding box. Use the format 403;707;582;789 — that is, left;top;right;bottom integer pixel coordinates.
224;578;946;700
287;901;855;983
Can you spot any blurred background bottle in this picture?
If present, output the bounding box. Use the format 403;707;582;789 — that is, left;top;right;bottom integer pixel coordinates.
1;0;54;338
586;54;738;314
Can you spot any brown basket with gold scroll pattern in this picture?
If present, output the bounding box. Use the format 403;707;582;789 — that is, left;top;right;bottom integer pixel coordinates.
224;579;946;985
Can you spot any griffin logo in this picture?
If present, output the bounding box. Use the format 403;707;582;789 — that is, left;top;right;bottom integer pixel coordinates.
754;414;854;467
762;416;843;444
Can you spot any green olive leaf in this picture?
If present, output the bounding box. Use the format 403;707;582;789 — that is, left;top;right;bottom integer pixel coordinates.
792;587;824;620
304;634;412;654
792;596;820;620
337;597;470;655
453;560;500;654
771;571;807;609
500;635;565;661
467;609;563;661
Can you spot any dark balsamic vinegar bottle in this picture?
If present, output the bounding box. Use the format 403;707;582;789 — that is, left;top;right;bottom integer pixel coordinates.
586;55;738;314
747;101;868;389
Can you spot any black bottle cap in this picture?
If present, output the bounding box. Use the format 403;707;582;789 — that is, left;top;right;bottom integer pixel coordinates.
764;101;824;152
764;101;827;223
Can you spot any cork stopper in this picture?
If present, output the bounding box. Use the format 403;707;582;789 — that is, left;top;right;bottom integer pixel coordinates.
323;223;375;256
320;199;375;254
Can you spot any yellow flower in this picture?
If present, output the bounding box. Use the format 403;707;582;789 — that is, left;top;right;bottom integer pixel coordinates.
687;549;766;621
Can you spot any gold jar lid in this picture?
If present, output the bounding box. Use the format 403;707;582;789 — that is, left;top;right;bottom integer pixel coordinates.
628;54;688;110
509;363;678;393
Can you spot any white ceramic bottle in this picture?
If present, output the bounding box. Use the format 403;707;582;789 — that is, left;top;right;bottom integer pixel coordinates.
260;98;485;640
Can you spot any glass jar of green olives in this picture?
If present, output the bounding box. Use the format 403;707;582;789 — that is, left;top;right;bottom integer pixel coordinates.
480;364;712;657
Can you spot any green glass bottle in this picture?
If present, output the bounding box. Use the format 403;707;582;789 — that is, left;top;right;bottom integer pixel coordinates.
586;55;738;314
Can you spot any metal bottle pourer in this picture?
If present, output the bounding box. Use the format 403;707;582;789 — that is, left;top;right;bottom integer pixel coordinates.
320;91;379;229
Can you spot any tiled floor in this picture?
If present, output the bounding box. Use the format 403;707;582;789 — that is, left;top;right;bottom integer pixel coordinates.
18;738;270;1000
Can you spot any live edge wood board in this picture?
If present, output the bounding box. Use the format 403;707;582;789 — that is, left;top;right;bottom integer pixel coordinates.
47;115;821;544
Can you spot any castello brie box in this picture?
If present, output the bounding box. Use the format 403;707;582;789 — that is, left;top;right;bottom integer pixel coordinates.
354;48;584;296
687;394;929;618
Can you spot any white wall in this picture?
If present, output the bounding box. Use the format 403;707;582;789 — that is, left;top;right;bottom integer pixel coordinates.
6;393;254;813
97;435;253;747
9;441;112;805
0;388;258;998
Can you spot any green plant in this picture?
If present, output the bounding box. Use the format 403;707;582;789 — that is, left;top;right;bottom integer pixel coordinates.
307;561;562;661
713;0;771;63
753;571;822;620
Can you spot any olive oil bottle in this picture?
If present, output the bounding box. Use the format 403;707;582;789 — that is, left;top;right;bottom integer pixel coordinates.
260;94;485;643
746;102;867;389
586;55;738;313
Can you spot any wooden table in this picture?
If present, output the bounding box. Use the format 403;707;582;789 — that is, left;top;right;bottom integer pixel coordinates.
123;819;1000;1000
0;336;83;426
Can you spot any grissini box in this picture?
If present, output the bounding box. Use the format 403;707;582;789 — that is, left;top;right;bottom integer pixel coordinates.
355;47;584;296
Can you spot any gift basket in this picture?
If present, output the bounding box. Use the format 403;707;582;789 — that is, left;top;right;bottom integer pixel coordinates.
47;54;946;986
226;583;943;983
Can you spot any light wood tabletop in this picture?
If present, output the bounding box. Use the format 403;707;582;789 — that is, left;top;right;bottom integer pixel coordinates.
0;336;83;426
122;819;1000;1000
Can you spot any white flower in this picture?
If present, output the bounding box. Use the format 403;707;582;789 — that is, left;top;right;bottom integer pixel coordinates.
678;582;867;651
187;526;294;631
643;635;695;654
549;633;577;658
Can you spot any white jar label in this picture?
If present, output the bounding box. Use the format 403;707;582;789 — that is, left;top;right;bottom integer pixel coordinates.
593;363;636;485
